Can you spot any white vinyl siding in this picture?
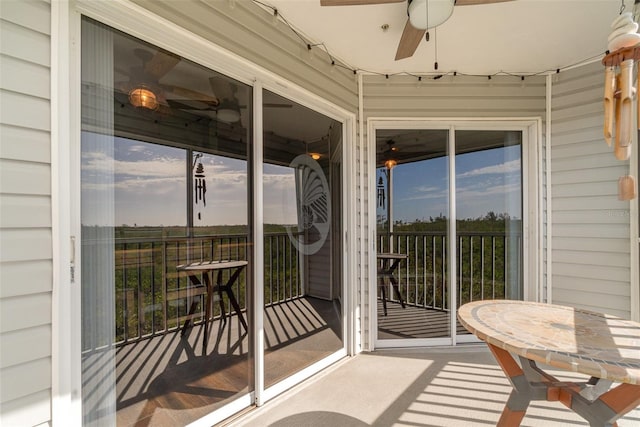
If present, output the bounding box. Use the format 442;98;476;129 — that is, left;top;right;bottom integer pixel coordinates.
362;74;547;349
0;0;53;426
550;61;631;319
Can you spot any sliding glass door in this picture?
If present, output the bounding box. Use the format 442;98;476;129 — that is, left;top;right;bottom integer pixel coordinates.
374;124;524;346
80;17;344;426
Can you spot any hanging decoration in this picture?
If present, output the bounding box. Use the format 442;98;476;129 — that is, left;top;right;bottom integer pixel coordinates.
193;153;207;220
602;8;639;201
377;176;386;208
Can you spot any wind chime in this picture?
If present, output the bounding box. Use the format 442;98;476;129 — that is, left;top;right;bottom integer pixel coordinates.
602;8;639;200
377;176;386;208
193;153;206;220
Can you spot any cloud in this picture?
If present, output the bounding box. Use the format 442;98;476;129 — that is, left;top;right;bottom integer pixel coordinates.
457;159;520;178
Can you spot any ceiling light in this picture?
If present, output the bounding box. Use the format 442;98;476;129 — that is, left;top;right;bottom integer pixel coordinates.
384;159;398;170
408;0;454;30
217;99;241;123
128;86;159;110
309;153;321;160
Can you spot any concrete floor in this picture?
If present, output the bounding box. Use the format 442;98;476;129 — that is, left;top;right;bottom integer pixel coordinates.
232;345;640;427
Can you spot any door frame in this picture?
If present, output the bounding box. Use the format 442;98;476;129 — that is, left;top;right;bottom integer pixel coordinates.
60;1;358;425
367;118;542;349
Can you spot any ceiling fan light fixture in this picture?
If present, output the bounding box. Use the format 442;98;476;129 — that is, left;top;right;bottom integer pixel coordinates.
128;86;159;110
408;0;455;30
217;108;241;123
217;99;241;123
384;158;398;169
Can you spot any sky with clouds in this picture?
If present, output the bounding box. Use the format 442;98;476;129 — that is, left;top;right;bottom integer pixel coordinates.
81;133;297;227
379;145;522;223
82;134;521;228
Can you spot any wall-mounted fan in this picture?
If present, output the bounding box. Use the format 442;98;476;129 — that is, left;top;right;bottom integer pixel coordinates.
320;0;512;60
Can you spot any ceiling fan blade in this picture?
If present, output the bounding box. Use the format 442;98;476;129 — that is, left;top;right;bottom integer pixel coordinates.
320;0;404;5
395;19;425;61
144;50;181;80
454;0;512;5
208;76;236;101
159;84;219;106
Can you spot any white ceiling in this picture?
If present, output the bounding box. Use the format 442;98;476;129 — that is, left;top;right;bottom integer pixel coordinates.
265;0;634;76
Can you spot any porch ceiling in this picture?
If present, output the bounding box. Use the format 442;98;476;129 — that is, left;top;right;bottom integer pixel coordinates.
264;0;629;76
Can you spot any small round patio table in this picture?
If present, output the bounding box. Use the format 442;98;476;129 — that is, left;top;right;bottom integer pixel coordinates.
458;299;640;427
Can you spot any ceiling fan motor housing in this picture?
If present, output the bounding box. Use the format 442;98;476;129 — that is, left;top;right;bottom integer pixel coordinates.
408;0;455;30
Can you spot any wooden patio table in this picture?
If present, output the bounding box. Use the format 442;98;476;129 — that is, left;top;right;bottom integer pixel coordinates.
376;252;407;316
177;260;248;354
458;300;640;427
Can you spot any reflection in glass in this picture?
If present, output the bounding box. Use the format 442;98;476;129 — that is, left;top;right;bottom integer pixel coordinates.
81;17;252;426
375;129;451;340
455;131;523;335
262;89;343;388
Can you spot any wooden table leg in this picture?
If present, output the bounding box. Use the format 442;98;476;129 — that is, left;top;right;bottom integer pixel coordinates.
487;344;530;427
221;266;248;331
202;272;213;355
487;343;640;427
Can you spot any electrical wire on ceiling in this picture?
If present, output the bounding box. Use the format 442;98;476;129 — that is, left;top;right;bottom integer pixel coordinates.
251;0;620;83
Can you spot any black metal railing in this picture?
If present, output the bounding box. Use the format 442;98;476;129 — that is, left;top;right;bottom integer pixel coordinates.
377;231;522;311
111;232;302;347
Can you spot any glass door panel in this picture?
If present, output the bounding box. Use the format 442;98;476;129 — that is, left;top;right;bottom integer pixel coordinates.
375;129;450;340
262;90;343;388
454;130;523;336
81;17;253;426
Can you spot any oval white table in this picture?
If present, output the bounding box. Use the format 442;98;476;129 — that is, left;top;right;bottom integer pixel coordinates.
458;300;640;427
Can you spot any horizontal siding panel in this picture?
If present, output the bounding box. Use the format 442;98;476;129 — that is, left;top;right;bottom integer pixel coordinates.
0;55;50;99
552;223;629;239
551;127;604;147
552;140;609;159
551;249;629;268
0;159;51;195
550;101;602;123
0;389;50;427
552;195;627;211
552;236;629;253
552;288;629;317
364;96;544;112
0;260;52;298
0;90;50;131
0;292;51;333
364;83;544;99
551;116;602;133
551;152;621;172
0;194;51;228
551;64;601;95
552;209;630;224
551;166;628;186
551;86;601;110
0;0;51;35
551;181;620;198
0;325;51;368
0;228;52;262
552;263;629;283
0;20;50;67
0;357;50;403
0;124;50;163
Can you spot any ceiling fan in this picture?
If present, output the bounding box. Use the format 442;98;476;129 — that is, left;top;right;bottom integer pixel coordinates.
320;0;512;60
115;48;219;113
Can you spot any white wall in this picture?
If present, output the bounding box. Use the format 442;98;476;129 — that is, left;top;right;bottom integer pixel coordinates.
0;1;53;426
550;62;633;319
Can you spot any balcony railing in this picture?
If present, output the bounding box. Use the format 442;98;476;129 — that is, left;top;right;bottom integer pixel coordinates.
98;229;520;349
111;232;302;347
377;231;522;311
